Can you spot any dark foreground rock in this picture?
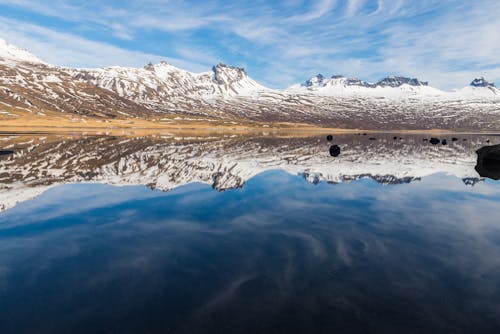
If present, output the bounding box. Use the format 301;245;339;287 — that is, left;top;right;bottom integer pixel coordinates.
475;144;500;180
0;150;14;156
430;138;440;145
329;145;341;157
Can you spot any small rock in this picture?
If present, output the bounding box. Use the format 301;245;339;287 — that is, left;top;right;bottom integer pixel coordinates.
0;150;14;156
430;138;440;145
452;137;458;141
393;136;398;140
369;137;377;140
326;135;333;141
329;145;341;157
442;139;447;145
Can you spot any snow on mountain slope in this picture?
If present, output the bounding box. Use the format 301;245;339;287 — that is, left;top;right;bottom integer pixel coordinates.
1;39;500;130
0;38;45;65
288;74;446;98
452;77;499;97
70;62;268;103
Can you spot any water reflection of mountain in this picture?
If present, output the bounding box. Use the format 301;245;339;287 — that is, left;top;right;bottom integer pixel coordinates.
0;133;496;211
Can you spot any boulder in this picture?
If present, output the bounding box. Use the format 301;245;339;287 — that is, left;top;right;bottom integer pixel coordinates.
429;138;440;145
329;145;341;157
475;144;500;180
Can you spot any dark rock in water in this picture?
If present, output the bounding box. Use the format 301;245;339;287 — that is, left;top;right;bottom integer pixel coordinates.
393;136;398;140
442;139;447;145
0;150;14;156
329;144;341;157
362;133;367;136
430;138;440;145
486;140;490;143
369;137;377;140
452;137;458;141
475;144;500;180
326;135;333;141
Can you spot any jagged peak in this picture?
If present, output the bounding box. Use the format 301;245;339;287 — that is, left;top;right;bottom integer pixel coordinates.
144;62;155;70
144;60;177;71
376;76;428;87
302;73;428;88
303;74;326;87
327;75;372;87
212;63;248;85
0;38;45;64
470;77;495;88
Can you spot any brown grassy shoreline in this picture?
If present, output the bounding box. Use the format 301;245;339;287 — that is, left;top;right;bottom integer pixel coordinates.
1;111;499;136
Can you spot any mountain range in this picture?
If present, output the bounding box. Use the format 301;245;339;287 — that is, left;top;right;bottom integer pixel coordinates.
1;38;499;130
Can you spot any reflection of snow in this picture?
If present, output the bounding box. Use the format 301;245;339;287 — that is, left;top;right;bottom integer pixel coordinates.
0;134;494;212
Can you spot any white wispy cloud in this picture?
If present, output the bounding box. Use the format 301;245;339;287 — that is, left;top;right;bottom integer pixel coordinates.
0;0;499;89
0;17;210;71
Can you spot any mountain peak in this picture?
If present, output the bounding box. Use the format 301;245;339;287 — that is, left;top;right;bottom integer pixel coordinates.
376;76;428;87
144;61;176;70
303;74;326;87
302;74;428;89
470;77;495;88
0;38;45;64
212;63;247;85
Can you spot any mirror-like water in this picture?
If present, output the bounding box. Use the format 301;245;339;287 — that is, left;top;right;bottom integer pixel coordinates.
1;133;500;333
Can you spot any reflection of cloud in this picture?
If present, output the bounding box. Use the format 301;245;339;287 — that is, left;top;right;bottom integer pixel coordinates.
281;231;328;260
1;171;500;331
195;274;257;316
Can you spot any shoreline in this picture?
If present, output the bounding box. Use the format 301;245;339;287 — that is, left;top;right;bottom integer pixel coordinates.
2;125;500;136
2;114;499;136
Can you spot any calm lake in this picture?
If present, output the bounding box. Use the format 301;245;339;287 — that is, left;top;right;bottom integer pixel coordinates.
1;133;500;333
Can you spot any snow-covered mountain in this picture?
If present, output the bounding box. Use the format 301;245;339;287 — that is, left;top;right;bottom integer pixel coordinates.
452;77;499;97
0;133;494;212
1;38;500;130
288;73;499;98
71;62;266;100
290;75;440;96
0;39;45;65
298;74;429;90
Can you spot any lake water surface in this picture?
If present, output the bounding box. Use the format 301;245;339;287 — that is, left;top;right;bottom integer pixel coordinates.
1;133;500;333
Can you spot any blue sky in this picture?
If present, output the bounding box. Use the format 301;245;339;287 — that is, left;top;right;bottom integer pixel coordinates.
0;0;499;89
